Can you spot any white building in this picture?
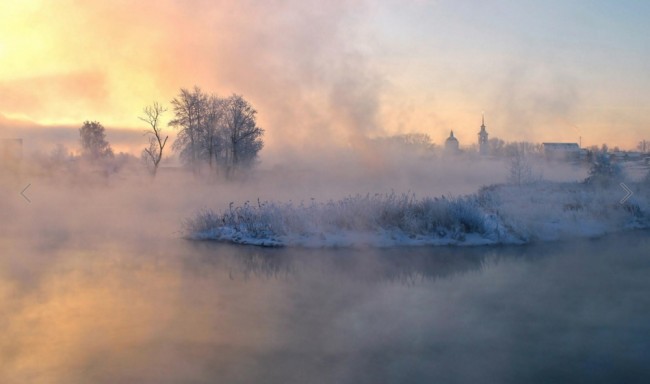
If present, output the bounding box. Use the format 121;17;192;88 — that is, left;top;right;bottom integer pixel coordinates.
542;142;581;160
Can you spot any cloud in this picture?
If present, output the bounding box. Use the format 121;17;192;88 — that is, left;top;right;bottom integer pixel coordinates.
0;113;151;155
1;0;390;162
2;0;646;156
489;63;581;143
0;72;109;121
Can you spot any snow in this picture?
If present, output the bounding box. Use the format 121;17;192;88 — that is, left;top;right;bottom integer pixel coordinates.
183;181;650;248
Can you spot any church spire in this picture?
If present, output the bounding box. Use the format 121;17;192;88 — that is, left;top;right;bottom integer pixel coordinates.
478;113;489;155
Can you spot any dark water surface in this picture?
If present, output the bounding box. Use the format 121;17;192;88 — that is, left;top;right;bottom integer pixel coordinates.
2;231;650;383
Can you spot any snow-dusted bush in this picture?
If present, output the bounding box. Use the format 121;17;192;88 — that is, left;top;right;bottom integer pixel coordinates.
184;180;650;248
183;193;491;246
585;153;623;186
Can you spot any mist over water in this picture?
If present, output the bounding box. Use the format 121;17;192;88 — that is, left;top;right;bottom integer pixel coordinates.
0;151;648;383
2;211;650;383
0;94;646;383
3;1;650;381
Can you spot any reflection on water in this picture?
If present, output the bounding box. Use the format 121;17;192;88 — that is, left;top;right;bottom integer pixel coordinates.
2;232;650;383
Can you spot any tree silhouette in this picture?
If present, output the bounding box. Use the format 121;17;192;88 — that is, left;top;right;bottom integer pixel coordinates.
140;102;168;177
79;121;113;160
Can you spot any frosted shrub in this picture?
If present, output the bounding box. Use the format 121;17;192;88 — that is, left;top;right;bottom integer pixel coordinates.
183;193;489;245
585;153;623;187
184;181;650;247
448;197;486;233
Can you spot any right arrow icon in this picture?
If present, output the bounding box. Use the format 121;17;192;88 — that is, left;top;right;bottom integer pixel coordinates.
619;183;633;204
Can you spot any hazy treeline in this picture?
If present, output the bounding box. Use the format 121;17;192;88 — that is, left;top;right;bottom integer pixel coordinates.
169;87;264;177
7;87;648;190
10;86;265;182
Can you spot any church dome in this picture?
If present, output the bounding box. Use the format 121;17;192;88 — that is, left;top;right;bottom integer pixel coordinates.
445;130;460;153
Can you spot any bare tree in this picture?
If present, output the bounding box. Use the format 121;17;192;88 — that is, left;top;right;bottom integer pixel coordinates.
201;95;227;172
488;138;506;157
80;121;113;161
505;141;544;157
223;94;264;176
140;102;168;177
170;86;208;172
170;89;264;177
508;149;533;186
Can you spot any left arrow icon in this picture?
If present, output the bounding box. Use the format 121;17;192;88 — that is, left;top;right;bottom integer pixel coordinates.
21;183;31;203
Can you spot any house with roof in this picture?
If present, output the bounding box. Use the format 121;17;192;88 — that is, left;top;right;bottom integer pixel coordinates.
542;142;582;161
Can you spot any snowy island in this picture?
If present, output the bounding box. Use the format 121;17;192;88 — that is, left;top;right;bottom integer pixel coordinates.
184;174;650;248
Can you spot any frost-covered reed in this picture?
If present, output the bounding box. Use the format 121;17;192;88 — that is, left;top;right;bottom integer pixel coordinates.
184;180;650;247
184;193;489;246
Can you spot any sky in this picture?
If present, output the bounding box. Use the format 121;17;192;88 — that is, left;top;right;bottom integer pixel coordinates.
1;0;650;157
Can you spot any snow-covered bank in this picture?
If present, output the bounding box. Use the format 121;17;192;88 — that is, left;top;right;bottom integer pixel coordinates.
183;181;650;248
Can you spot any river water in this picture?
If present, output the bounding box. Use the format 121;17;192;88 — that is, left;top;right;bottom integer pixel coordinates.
2;230;650;383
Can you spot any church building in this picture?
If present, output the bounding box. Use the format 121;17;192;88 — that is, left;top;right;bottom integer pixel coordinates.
478;114;489;155
444;130;460;154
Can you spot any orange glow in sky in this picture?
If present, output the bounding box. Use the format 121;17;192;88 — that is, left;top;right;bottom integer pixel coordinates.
2;0;650;153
